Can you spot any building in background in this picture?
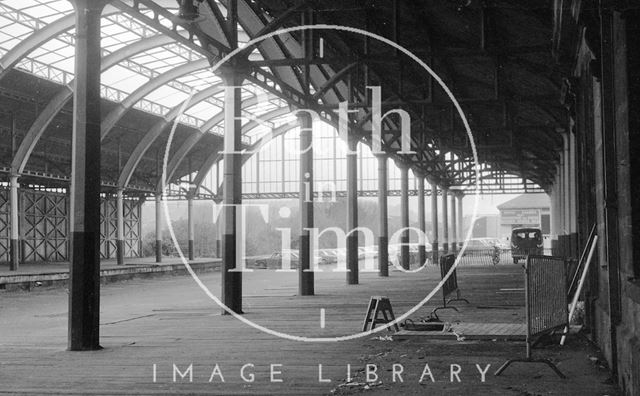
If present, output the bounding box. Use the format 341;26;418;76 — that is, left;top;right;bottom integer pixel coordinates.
497;194;551;238
470;214;500;238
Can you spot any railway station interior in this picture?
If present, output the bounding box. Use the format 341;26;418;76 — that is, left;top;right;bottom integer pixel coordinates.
0;0;638;394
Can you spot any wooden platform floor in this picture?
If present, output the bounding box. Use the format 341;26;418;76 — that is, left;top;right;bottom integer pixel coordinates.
0;263;618;395
398;322;528;341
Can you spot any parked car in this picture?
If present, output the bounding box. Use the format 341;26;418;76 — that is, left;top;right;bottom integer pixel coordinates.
388;243;422;266
510;228;543;264
254;250;299;269
252;249;325;269
361;245;378;260
317;248;338;263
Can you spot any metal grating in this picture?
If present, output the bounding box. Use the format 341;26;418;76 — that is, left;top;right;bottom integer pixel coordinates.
526;255;568;337
440;254;459;301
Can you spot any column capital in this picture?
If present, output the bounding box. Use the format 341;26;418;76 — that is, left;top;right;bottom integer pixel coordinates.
295;109;314;124
346;135;360;151
69;0;109;12
393;158;410;170
426;174;440;185
218;63;248;86
414;170;426;179
186;186;198;200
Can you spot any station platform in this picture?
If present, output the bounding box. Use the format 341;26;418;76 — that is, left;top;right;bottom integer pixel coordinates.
0;263;618;395
0;257;221;291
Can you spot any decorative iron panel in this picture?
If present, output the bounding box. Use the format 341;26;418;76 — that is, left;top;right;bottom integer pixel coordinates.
21;189;68;262
123;199;141;257
1;189;142;264
100;197;117;259
0;189;9;262
100;196;142;259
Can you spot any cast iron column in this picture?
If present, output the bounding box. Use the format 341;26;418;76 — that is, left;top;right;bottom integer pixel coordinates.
116;188;124;265
155;193;162;263
376;154;389;276
187;192;194;261
219;0;244;314
216;205;222;258
559;149;565;254
564;133;571;239
68;0;105;351
346;137;359;284
298;112;314;295
220;67;244;314
457;194;464;247
450;192;457;253
563;132;570;252
442;188;449;253
399;162;410;270
569;130;577;255
599;9;622;374
298;6;315;295
417;174;426;266
431;181;439;264
9;175;19;271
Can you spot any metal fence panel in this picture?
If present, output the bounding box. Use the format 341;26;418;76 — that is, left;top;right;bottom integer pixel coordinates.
440;254;458;300
526;255;568;337
455;248;554;266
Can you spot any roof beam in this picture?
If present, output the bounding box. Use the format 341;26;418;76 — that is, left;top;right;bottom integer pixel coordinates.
131;0;231;56
101;58;211;140
11;34;175;174
312;62;357;102
0;5;119;81
202;0;233;47
162;105;289;189
192;114;295;192
163;95;283;184
118;84;233;188
124;90;277;189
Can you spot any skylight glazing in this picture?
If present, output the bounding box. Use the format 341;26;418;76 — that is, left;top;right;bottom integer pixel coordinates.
0;0;285;136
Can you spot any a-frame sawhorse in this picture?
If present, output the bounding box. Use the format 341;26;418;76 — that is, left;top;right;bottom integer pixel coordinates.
362;296;400;332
